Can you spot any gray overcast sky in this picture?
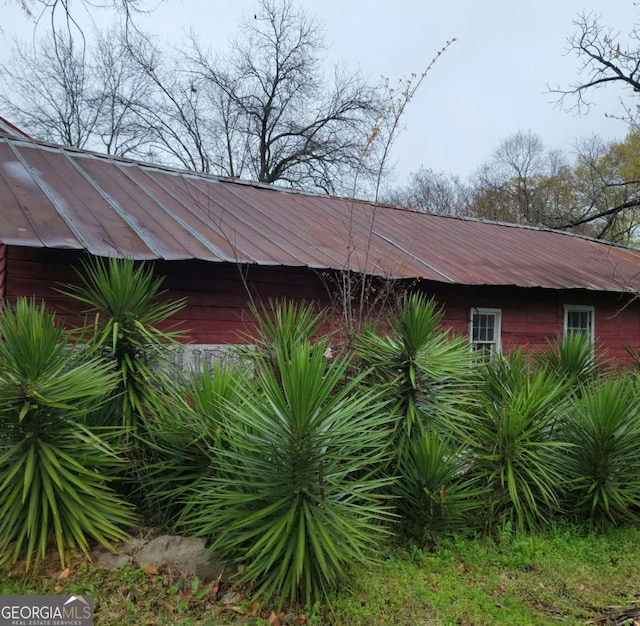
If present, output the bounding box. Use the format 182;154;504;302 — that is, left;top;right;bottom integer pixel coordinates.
0;0;637;183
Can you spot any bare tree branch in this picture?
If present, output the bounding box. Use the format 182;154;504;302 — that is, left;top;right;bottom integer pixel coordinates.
0;26;155;157
549;11;640;119
182;0;383;192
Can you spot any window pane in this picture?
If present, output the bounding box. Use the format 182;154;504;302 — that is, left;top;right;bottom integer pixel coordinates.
471;310;500;355
566;309;592;335
472;313;495;342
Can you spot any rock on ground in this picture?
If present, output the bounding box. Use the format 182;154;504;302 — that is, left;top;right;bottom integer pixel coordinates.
92;534;225;582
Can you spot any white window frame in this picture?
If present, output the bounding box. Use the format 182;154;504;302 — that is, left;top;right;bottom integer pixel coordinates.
469;307;502;355
563;305;595;345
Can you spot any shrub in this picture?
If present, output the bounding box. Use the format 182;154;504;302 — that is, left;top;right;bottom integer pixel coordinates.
60;257;185;433
0;299;136;569
181;338;395;605
141;360;250;528
246;298;325;358
467;352;570;532
356;292;474;441
394;429;484;544
535;332;604;390
560;376;640;527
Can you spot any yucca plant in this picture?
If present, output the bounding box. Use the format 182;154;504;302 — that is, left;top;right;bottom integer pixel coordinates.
240;298;326;367
59;256;186;432
467;351;570;532
250;298;325;348
0;299;136;569
394;429;485;544
180;339;396;605
535;332;604;390
559;376;640;527
356;292;474;441
140;360;250;527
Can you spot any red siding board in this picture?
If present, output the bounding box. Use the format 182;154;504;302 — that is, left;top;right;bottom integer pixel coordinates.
173;307;248;323
5;245;640;367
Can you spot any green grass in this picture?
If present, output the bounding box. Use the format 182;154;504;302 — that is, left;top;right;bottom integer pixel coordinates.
0;563;222;625
326;526;640;625
2;527;640;625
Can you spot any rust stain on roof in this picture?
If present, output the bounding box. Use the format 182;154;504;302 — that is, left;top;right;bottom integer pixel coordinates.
1;132;640;294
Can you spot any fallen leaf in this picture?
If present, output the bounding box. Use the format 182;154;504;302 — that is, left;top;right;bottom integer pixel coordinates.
141;563;158;575
57;568;71;580
54;585;64;593
268;611;280;626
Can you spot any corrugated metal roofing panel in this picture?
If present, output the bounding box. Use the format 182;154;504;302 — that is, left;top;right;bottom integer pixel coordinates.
122;168;241;263
0;142;80;248
376;211;635;291
2;132;640;294
68;151;195;259
224;185;350;269
189;181;314;266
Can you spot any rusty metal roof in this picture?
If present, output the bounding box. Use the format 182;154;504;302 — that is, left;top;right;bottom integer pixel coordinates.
1;131;640;293
0;117;31;139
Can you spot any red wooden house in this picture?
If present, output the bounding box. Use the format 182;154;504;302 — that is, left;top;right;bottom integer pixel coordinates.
1;122;640;366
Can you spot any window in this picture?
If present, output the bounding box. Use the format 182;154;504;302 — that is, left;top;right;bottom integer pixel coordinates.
470;308;502;355
564;305;594;344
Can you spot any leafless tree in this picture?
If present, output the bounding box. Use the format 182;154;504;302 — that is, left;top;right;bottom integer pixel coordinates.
0;27;152;156
550;12;640;121
177;0;383;192
9;0;149;44
91;27;155;156
3;0;385;193
12;0;140;19
546;11;640;236
385;167;471;216
124;0;386;190
117;30;220;172
470;130;572;226
0;32;98;148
